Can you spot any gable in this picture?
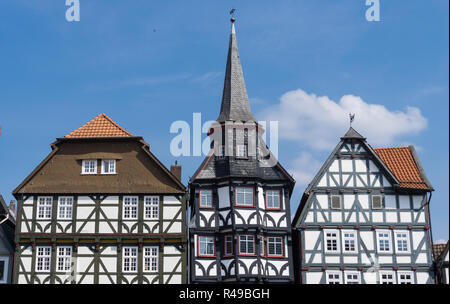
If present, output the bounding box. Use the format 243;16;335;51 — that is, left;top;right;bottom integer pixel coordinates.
311;139;397;191
13;139;184;195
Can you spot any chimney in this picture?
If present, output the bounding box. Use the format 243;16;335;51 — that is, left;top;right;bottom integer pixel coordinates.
170;161;182;181
9;200;16;218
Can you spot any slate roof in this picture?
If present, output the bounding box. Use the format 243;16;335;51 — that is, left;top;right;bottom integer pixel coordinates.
374;146;433;191
0;195;15;249
216;20;255;123
341;127;366;140
65;113;134;138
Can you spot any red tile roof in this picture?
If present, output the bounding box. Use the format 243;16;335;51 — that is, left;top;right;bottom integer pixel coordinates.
65;113;134;138
374;146;430;190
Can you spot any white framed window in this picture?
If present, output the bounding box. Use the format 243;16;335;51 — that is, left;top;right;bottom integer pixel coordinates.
267;237;283;257
37;197;53;219
82;159;97;174
342;230;357;253
123;196;138;219
57;197;73;219
0;257;9;283
101;159;116;174
57;246;72;272
397;271;414;284
235;187;254;207
266;190;281;209
198;236;215;257
376;230;392;253
144;196;159;220
394;231;410;253
372;195;383;209
199;190;213;208
344;271;361;284
36;246;51;272
324;230;340;253
236;144;248;158
326;271;342;284
123;247;138;272
379;271;396;284
331;195;342;209
143;246;158;272
239;235;255;255
224;235;233;256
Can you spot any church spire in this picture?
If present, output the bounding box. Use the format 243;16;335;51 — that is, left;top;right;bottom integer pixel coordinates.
216;17;256;123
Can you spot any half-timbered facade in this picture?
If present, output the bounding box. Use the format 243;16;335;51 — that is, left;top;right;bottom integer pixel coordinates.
292;127;435;284
13;114;186;284
434;242;449;284
0;195;15;284
188;19;296;283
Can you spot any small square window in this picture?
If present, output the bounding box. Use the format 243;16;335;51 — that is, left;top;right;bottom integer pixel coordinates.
235;187;253;207
372;195;383;209
198;236;215;257
199;190;213;208
331;196;341;209
82;160;97;174
266;190;281;209
101;159;116;174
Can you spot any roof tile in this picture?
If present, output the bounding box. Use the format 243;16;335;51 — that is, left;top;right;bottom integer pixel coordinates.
374;146;430;190
65;113;134;138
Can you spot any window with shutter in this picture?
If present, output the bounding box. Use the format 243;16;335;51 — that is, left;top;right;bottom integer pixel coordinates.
331;196;341;209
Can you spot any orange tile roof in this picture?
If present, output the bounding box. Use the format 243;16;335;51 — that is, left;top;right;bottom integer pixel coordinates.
65;113;134;138
374;146;430;190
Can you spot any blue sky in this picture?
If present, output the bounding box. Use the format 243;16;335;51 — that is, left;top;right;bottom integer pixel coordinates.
0;0;448;241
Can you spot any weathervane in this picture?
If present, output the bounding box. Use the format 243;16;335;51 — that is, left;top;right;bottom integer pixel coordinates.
349;113;355;127
229;8;236;21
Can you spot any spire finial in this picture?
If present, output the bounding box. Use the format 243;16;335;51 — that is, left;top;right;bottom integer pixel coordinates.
229;8;236;23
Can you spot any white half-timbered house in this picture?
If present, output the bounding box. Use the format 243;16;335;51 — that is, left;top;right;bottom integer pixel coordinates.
188;18;296;283
292;127;435;284
0;195;15;284
13;114;186;284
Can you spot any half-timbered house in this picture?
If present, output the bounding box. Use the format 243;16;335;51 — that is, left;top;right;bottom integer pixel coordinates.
12;113;186;284
188;18;296;283
292;127;435;284
433;242;449;284
0;195;15;284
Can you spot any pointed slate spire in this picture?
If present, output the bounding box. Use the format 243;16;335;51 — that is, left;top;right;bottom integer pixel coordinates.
216;18;256;123
341;127;366;140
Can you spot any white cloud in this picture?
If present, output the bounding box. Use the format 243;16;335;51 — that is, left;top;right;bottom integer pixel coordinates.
435;239;448;245
288;152;323;188
260;89;427;151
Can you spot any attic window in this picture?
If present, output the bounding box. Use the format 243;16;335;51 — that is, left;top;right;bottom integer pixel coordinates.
331;196;342;209
82;160;97;174
101;159;116;174
372;195;383;209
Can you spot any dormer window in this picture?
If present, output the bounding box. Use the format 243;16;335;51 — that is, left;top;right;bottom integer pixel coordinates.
101;159;116;174
82;160;97;174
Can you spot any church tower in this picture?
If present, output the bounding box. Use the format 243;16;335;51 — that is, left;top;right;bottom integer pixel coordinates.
188;18;296;283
